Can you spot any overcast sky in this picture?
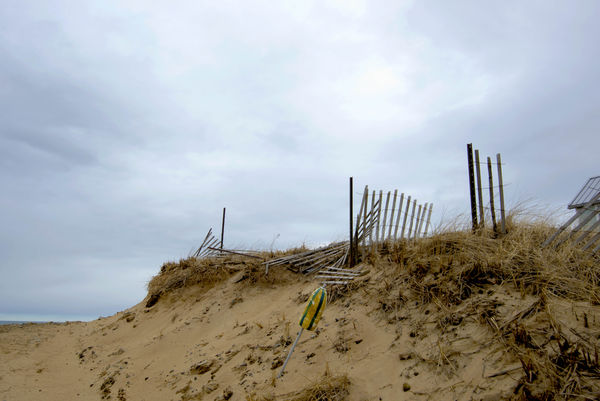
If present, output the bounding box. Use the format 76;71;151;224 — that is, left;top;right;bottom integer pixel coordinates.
1;1;599;322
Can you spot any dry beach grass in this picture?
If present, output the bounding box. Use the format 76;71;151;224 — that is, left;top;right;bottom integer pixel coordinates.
1;215;599;400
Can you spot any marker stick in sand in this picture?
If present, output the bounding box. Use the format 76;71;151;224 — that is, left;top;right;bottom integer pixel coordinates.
278;286;327;378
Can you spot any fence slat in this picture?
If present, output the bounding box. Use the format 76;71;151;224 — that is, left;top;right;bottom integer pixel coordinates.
407;199;417;239
424;203;433;236
382;191;391;241
393;193;404;241
401;195;411;239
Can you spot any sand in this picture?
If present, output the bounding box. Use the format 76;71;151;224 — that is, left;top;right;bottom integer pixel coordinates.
1;262;599;400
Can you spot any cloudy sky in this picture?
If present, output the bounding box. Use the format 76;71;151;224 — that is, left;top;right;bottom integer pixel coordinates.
1;0;599;321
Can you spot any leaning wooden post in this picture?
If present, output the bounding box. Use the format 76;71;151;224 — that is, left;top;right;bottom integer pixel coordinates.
475;149;485;229
393;193;404;241
221;208;226;249
487;157;497;233
401;195;411;239
349;177;354;267
467;144;478;231
361;186;369;256
496;153;506;234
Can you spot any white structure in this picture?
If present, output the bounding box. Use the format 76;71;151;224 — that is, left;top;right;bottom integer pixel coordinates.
568;176;600;233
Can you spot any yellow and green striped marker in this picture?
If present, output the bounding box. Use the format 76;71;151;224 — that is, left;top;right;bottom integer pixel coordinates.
278;286;327;378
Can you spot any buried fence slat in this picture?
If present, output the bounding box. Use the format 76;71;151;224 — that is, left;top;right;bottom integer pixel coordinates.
407;199;417;239
496;153;506;234
322;266;361;273
382;191;391;241
475;150;485;228
487;157;498;233
318;271;360;276
320;281;351;285
424;203;434;236
315;275;355;280
388;190;398;240
393;193;405;241
401;196;411;239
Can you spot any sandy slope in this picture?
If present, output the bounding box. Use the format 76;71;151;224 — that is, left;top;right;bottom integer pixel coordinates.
1;263;598;401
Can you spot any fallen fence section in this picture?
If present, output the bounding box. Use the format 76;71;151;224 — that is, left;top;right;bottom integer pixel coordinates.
263;241;349;275
191;228;264;259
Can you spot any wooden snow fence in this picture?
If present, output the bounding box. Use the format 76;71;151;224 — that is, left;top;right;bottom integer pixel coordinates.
354;185;433;251
263;242;349;275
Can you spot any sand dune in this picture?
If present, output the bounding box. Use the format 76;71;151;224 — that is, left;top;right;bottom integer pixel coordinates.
2;226;600;400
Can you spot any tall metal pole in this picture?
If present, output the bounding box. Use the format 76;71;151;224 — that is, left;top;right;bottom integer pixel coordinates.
467;144;478;231
349;177;354;267
221;207;226;249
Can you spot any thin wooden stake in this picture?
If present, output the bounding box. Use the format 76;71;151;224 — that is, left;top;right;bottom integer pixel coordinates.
401;195;411;239
487;157;497;233
388;190;398;240
496;153;506;234
393;193;404;241
407;199;417;239
361;185;369;257
475;149;485;229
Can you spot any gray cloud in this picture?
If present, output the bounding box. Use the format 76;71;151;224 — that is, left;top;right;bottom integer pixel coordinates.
1;0;599;321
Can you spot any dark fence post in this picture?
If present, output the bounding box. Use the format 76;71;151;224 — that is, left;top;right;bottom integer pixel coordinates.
467;144;478;231
487;157;497;233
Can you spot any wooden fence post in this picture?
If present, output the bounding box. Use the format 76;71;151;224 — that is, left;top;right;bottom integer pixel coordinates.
467;144;478;231
496;153;506;234
408;199;417;239
388;190;398;240
475;149;485;229
393;193;404;241
401;195;411;239
487;157;497;233
382;191;391;241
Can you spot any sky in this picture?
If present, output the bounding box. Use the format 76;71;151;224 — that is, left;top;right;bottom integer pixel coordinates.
1;0;599;322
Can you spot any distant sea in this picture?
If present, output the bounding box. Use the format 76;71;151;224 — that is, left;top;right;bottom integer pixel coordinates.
0;320;47;325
